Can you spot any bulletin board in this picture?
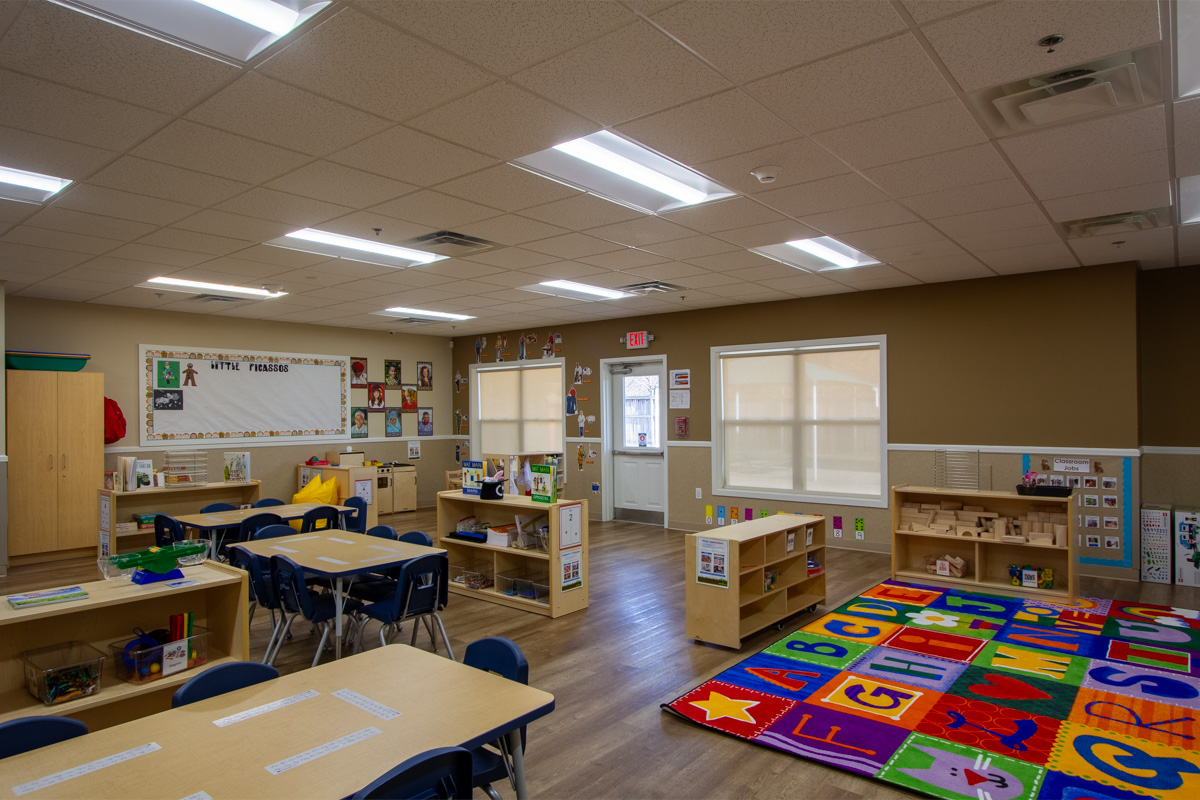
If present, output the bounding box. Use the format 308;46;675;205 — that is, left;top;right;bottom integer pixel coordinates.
1022;453;1134;569
140;345;349;446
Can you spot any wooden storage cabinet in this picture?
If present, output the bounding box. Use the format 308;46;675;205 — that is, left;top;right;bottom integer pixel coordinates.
0;561;249;731
685;514;826;649
7;370;104;560
435;490;588;618
97;481;261;555
890;485;1078;602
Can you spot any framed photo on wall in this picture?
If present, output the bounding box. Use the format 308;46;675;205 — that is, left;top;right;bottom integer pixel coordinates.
383;360;401;386
385;408;402;437
350;407;368;438
417;407;433;435
351;358;368;388
418;362;433;390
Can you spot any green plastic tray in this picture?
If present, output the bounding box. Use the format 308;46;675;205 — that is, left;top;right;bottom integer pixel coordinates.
5;351;90;371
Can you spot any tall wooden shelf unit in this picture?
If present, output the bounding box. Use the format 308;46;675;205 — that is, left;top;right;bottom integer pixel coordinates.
435;490;588;618
0;561;249;731
890;485;1078;603
685;514;826;649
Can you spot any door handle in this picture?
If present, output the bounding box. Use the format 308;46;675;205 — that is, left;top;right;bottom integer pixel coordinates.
49;454;54;470
61;453;66;470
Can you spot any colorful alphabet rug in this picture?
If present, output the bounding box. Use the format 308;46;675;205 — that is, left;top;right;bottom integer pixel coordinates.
663;579;1200;800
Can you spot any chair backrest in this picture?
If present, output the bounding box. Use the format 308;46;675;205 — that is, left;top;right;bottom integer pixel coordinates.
391;554;449;619
270;554;314;618
238;512;283;543
352;746;473;800
171;662;279;708
200;502;237;513
253;498;285;508
154;514;184;547
398;530;433;547
0;716;87;759
463;637;530;753
252;524;296;541
300;505;339;532
366;525;399;540
343;496;367;533
229;547;278;609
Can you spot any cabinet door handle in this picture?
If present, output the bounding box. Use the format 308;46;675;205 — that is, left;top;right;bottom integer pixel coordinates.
62;453;67;470
50;454;54;470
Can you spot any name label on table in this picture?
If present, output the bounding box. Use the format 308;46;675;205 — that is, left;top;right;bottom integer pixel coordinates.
280;536;319;544
332;689;401;720
326;537;356;544
165;579;200;589
264;727;381;775
368;545;399;552
270;545;299;553
358;554;400;563
212;690;319;728
11;742;161;796
316;557;349;565
180;793;212;800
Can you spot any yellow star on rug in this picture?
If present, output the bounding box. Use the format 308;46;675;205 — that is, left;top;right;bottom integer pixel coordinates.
691;691;759;723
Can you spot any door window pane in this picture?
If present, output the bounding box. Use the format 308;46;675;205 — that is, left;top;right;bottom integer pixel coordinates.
622;375;659;448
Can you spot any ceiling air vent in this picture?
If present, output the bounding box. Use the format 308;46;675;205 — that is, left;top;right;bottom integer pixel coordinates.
192;294;244;303
1062;208;1168;239
616;280;685;295
401;230;501;258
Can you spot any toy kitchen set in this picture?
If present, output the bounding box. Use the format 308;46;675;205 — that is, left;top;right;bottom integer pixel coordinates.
299;451;417;518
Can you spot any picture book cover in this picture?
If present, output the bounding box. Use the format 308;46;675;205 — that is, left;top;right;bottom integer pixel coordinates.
530;463;557;504
224;451;250;482
134;458;153;489
7;586;88;609
461;460;484;496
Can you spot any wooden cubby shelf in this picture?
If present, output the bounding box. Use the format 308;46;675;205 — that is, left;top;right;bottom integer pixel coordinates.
686;514;826;649
891;485;1077;603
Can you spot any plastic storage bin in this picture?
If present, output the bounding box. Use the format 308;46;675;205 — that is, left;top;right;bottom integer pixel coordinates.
496;568;550;604
22;641;106;705
108;627;210;684
449;560;493;590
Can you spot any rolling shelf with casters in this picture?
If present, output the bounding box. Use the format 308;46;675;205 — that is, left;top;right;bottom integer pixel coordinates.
685;514;826;649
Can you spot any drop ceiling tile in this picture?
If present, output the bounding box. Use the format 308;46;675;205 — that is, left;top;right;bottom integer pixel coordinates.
900;0;992;25
1176;98;1200;176
16;282;109;302
0;0;238;113
798;201;920;235
748;34;951;135
575;248;671;269
24;207;157;241
106;243;212;268
756;173;888;218
370;190;499;229
0;241;95;267
189;256;293;279
188;72;391;157
904;178;1033;219
220;244;337;269
840;221;945;252
893;255;994;282
78;255;176;277
866;238;968;263
695;138;850;198
585;216;695;246
667;271;744;289
954;224;1064;252
174;210;295;243
86;287;179;308
523;233;625;259
660;197;784;233
313;212;434;245
837;274;922;291
715;281;789;298
473;270;558;289
481;288;547;303
361;0;632;75
329;125;499;186
265;161;418;209
862;144;1014;198
0;123;116;180
931;203;1052;236
520;194;644;231
999;105;1167;200
685;250;776;271
814;98;987;170
408;83;598;161
132;121;310;184
640;235;739;260
135;228;253;257
1068;226;1174;268
456;215;569;246
616;90;797;164
756;272;839;292
651;0;903;83
436;164;580;213
87;157;250;208
260;8;492;121
1177;225;1200;262
462;248;561;269
519;261;612;280
1041;182;1172;223
976;241;1079;274
621;261;710;281
824;264;913;284
511;20;728;126
1;224;120;255
922;0;1162;93
0;68;169;151
54;185;199;226
215;188;355;228
713;219;823;248
407;259;509;281
0;199;36;225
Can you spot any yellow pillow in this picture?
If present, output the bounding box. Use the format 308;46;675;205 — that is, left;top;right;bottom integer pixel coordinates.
290;476;338;528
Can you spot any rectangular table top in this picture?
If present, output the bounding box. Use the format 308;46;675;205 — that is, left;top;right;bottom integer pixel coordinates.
175;503;354;530
1;645;554;800
231;531;444;578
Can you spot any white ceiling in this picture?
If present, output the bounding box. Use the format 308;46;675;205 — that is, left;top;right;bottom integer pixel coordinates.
0;0;1194;337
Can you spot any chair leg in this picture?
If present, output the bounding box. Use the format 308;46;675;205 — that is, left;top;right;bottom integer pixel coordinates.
266;611;298;666
247;601;257;628
432;612;455;661
312;622;331;668
262;609;286;665
482;784;503;800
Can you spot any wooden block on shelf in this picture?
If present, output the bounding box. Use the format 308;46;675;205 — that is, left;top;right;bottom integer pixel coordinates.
1001;535;1027;543
963;505;984;512
940;501;963;511
994;519;1007;537
956;526;980;537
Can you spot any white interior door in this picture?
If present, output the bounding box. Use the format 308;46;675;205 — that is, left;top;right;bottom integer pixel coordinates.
607;359;667;525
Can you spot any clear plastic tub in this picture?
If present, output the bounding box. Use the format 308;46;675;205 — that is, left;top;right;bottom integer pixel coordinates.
108;627;210;684
97;555;134;581
496;568;550;604
22;641;105;705
172;539;209;566
449;560;493;590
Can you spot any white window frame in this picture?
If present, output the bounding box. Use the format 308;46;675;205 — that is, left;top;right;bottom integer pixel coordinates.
469;358;565;457
710;335;887;509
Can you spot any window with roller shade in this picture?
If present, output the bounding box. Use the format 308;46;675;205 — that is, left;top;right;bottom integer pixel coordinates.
471;360;564;455
711;336;886;508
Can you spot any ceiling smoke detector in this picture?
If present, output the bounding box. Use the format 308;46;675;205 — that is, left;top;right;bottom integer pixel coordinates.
750;165;781;184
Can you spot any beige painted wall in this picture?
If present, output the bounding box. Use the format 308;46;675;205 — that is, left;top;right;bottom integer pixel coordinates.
1139;266;1200;446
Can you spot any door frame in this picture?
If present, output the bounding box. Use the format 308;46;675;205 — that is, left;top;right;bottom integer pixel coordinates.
599;354;668;526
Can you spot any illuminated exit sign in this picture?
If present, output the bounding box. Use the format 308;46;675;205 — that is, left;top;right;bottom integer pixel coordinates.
625;330;649;349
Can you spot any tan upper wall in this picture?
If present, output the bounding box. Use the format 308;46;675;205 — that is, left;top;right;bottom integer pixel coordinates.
453;263;1140;449
1139;266;1200;447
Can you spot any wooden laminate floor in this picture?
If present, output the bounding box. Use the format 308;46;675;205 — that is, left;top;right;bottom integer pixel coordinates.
5;513;1200;800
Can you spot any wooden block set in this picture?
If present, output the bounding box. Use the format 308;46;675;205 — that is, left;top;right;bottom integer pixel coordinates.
898;500;1067;547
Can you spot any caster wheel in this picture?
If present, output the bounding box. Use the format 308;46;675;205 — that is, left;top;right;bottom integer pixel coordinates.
776;622;785;630
808;604;817;613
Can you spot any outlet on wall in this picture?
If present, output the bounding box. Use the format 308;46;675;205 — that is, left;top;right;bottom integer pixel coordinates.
695;488;702;499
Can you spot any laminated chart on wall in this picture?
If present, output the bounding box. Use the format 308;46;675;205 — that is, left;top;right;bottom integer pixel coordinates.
140;345;348;446
1023;453;1133;568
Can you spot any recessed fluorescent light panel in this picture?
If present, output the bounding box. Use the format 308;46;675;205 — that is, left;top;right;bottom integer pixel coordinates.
751;236;881;272
523;280;634;301
139;277;287;299
512;131;734;214
1181;175;1200;225
1179;0;1200;97
0;165;71;204
47;0;329;64
265;229;448;269
375;307;475;321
